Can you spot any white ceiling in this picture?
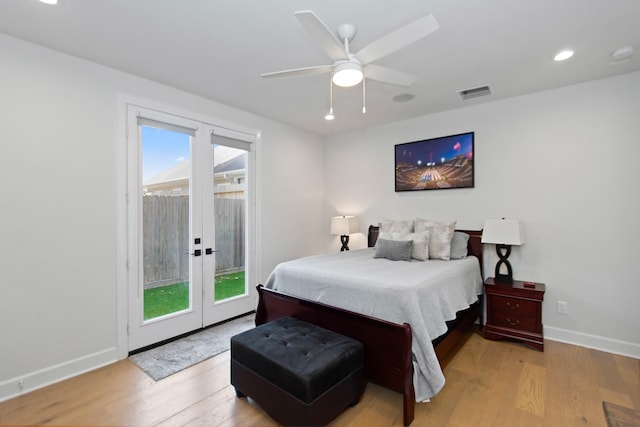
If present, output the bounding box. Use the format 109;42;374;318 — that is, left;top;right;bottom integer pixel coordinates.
1;0;639;136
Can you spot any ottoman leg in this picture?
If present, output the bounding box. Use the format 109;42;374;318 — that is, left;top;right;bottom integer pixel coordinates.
349;395;361;407
234;387;246;398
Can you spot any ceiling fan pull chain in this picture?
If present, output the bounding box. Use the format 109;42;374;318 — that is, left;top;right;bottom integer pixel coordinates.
325;73;335;121
362;76;367;114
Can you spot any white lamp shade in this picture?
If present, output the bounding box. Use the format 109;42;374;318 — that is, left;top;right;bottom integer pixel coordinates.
331;216;359;235
481;219;525;245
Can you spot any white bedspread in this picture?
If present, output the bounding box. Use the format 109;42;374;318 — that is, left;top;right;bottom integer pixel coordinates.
264;248;483;401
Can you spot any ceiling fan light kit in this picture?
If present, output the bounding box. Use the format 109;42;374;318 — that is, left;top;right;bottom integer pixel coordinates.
261;10;439;120
332;61;364;87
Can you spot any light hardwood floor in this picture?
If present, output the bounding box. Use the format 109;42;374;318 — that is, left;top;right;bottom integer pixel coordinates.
1;330;638;426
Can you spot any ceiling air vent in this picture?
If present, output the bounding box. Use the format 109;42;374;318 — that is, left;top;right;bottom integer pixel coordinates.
458;84;492;100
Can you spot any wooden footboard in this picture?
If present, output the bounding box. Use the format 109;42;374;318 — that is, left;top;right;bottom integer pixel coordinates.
256;285;481;426
255;285;416;425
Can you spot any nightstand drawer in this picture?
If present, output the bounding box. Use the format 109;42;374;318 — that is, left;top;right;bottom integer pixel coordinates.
490;311;537;333
490;295;537;316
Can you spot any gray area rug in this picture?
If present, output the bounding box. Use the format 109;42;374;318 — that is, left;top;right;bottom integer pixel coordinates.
603;401;640;427
129;313;255;381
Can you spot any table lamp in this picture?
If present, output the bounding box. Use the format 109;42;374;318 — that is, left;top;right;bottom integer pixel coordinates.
330;216;359;251
481;219;525;283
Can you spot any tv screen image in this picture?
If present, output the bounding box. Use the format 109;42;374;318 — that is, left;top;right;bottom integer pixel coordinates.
395;132;474;192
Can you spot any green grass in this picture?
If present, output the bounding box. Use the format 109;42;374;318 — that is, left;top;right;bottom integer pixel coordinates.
144;271;245;320
143;282;189;320
215;270;246;300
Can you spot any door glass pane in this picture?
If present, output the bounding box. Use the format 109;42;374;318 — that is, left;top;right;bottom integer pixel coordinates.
141;125;191;320
213;145;247;302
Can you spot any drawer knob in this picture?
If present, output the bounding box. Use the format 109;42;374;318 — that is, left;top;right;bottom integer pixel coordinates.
506;302;520;309
507;318;520;326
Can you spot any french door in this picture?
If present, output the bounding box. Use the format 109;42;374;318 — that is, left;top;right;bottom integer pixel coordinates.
126;105;256;351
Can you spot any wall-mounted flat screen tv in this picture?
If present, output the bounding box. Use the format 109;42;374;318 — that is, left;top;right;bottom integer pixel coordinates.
395;131;474;192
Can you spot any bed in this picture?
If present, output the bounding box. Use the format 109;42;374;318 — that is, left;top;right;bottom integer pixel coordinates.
256;225;483;426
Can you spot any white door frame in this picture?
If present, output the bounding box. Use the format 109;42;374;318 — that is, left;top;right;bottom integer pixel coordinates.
203;126;257;327
116;96;259;355
126;105;204;350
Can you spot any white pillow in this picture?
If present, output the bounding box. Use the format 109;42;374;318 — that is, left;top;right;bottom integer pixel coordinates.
379;219;414;233
377;231;430;261
414;219;456;260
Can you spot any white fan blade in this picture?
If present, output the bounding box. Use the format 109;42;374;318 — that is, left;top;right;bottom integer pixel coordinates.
294;10;348;61
364;64;417;87
261;64;334;79
356;14;439;64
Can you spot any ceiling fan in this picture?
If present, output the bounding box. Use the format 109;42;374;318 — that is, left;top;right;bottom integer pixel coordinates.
261;10;439;88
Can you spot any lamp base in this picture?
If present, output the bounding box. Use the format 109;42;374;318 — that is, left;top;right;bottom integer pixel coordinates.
494;272;514;284
494;244;514;284
340;235;350;251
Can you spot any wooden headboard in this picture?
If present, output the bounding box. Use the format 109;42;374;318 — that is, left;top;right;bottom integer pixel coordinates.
367;225;483;275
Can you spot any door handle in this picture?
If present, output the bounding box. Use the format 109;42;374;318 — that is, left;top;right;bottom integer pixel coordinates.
205;248;219;255
190;249;202;256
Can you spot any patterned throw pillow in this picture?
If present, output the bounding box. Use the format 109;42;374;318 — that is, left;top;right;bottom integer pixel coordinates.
414;219;457;260
379;219;414;233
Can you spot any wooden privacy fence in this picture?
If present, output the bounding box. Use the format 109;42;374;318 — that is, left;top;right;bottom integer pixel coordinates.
143;195;245;287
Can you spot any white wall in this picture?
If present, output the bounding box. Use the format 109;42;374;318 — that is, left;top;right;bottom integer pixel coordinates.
0;33;324;401
324;71;640;357
1;27;637;403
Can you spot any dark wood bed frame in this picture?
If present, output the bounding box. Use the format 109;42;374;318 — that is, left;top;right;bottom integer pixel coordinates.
255;226;483;426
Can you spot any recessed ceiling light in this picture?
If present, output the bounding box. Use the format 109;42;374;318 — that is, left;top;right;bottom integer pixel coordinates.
39;0;59;4
554;50;574;61
393;93;415;103
611;46;634;62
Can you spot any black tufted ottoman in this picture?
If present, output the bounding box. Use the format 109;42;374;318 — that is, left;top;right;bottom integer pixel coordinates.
231;316;365;426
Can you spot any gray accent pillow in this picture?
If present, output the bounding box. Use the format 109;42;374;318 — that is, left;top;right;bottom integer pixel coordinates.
373;238;413;261
450;231;469;259
376;231;430;261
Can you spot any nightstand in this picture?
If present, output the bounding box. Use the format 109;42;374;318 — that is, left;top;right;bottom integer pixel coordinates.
484;277;545;351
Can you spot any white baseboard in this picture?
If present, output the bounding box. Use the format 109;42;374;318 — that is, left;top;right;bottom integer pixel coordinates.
0;347;119;403
544;326;640;359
